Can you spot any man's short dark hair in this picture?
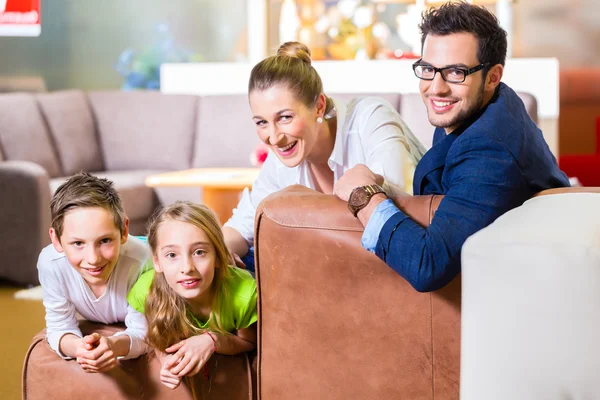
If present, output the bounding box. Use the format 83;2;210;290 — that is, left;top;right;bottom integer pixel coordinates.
419;1;507;68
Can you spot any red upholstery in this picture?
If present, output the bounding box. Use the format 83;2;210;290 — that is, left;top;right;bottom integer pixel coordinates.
559;117;600;186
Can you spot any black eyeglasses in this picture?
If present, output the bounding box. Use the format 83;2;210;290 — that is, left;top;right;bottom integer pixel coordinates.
412;59;489;83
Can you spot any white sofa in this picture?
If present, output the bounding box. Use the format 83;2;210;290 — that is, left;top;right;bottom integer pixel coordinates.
461;188;600;399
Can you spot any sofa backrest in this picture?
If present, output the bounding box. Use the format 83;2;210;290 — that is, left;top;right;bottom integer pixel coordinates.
192;91;538;163
0;89;539;177
36;90;104;176
192;95;259;168
0;93;63;177
88;91;198;171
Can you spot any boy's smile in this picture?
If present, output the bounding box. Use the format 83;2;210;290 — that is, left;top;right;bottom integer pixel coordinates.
49;206;129;297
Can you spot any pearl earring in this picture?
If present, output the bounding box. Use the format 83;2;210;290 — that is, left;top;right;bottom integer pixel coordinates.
317;117;323;124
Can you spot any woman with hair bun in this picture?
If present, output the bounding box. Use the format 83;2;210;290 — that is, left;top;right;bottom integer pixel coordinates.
223;42;426;269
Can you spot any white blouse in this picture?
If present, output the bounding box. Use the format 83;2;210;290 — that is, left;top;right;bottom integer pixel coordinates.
224;96;427;245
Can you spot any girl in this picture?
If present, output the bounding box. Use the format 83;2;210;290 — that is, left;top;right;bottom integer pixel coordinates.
128;201;257;389
223;41;427;270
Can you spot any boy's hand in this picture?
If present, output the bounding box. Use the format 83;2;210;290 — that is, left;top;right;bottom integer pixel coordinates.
82;332;101;350
76;334;117;373
165;334;216;377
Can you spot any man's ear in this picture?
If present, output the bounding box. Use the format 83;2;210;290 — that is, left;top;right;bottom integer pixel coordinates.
49;228;64;253
121;218;130;244
485;64;503;92
152;255;162;273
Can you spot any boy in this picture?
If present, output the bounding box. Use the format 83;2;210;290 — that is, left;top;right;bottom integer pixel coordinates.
37;172;150;372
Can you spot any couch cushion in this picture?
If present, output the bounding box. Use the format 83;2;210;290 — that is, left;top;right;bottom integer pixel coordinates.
50;170;163;223
88;91;197;171
0;93;62;177
36;90;104;175
192;95;260;168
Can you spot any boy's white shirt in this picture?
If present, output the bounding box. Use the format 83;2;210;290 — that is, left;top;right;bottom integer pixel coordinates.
37;235;151;360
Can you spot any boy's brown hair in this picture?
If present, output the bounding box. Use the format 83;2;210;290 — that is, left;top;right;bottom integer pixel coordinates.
50;172;127;240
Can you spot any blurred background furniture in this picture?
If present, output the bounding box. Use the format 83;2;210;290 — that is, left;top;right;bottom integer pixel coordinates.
0;76;46;93
558;68;600;186
559;122;600;186
461;187;600;400
0;89;537;286
0;90;260;285
145;167;261;224
559;68;600;155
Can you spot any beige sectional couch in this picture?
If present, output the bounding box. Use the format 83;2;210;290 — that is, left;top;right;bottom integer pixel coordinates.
0;89;537;285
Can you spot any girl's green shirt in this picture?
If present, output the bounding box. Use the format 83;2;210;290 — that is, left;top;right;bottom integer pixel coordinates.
127;266;257;331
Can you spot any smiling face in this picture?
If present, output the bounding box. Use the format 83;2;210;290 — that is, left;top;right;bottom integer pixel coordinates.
152;219;216;309
250;84;325;167
420;32;492;134
50;207;128;291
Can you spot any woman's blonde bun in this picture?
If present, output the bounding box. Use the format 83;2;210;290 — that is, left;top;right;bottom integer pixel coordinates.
277;41;312;65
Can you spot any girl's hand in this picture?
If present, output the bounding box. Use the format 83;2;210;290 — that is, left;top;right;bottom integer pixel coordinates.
158;352;182;389
160;364;182;389
164;333;216;377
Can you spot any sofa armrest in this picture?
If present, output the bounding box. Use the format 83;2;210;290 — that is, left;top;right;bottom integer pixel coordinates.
0;161;51;285
23;321;254;400
535;186;600;197
254;185;460;400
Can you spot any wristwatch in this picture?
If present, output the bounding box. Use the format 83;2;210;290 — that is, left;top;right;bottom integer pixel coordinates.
347;184;386;217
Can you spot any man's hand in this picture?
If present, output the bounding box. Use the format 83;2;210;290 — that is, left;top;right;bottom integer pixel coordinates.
164;334;216;378
76;333;117;373
334;164;383;201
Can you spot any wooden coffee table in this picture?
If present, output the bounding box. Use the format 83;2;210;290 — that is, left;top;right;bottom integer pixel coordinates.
145;168;261;224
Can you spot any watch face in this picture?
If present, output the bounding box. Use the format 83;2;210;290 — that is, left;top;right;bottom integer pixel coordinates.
350;187;369;208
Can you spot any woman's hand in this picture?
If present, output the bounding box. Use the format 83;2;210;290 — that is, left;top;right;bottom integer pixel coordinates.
229;250;246;269
164;333;216;377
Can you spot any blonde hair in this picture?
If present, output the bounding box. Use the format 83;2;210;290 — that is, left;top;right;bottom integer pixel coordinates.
249;41;334;114
144;201;232;352
50;172;126;240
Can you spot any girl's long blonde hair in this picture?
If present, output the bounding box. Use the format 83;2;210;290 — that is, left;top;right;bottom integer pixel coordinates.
144;201;232;351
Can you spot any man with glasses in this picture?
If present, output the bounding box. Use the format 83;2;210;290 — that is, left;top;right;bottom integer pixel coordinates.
334;1;569;292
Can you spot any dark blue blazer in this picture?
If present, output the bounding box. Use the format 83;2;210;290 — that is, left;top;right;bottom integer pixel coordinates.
375;83;570;292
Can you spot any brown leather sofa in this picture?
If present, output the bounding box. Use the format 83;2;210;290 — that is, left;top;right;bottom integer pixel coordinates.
254;185;461;400
22;322;255;400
